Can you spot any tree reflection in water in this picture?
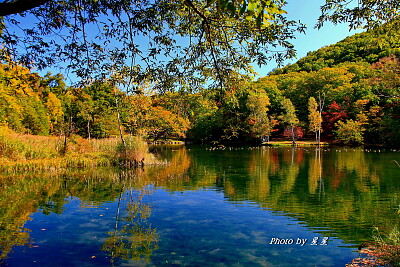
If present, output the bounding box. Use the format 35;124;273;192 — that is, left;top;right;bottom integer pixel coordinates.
102;181;159;264
2;146;400;264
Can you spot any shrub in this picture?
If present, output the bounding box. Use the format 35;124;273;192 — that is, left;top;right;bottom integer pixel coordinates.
347;228;400;267
116;136;155;166
334;119;364;145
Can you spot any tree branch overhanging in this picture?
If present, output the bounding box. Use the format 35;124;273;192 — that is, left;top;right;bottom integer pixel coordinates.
0;0;51;16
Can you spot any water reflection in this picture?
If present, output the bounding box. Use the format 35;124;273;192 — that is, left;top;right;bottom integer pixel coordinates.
207;146;400;243
1;146;400;265
308;148;323;195
102;186;158;264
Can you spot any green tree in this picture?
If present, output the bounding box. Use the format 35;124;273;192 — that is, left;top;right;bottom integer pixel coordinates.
70;82;120;139
76;97;95;141
22;98;50;135
309;67;355;106
334;119;364;145
252;76;284;115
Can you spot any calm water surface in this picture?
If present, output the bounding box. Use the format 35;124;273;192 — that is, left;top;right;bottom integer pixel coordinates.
1;146;400;266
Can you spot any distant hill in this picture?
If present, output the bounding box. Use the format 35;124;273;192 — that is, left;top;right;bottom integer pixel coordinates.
270;21;400;74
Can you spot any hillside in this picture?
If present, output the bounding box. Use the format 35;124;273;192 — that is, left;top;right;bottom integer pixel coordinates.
252;21;400;146
270;21;400;74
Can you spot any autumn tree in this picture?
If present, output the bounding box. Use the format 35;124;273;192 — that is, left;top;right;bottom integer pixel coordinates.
123;94;153;137
308;97;323;144
122;93;190;141
280;98;299;144
148;106;190;141
156;92;219;143
44;92;64;134
322;101;347;138
0;63;59;135
246;89;274;142
370;57;400;101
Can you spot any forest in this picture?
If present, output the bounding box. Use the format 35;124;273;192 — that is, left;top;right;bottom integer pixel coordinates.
2;18;400;149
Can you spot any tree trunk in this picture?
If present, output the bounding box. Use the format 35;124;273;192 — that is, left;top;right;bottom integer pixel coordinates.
87;120;91;142
318;129;321;145
62;115;73;155
291;125;296;145
114;93;126;148
317;92;325;147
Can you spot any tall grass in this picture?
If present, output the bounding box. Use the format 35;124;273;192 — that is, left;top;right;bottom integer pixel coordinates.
115;136;157;167
0;126;59;160
91;137;120;154
0;127;159;171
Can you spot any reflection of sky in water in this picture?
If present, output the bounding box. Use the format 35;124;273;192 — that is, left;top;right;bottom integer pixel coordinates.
7;188;357;267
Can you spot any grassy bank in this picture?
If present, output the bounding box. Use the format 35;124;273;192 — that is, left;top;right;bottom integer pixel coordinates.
0;127;160;171
347;227;400;267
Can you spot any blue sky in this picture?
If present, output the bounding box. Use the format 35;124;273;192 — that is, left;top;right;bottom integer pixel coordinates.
3;0;363;84
253;0;363;77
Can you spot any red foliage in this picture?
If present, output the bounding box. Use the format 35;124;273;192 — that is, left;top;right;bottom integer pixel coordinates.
283;126;304;140
322;101;347;136
371;56;399;70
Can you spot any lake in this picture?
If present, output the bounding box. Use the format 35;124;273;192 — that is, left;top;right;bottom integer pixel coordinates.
1;146;400;266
